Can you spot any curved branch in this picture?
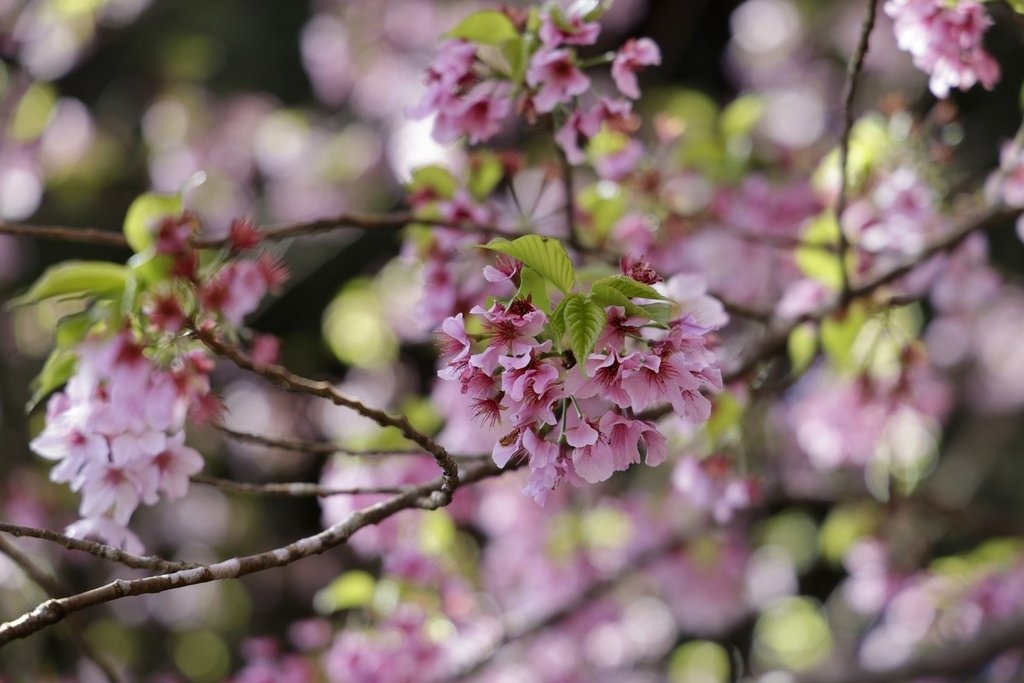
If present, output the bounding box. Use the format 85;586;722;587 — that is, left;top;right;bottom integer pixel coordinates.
191;473;408;497
0;460;505;647
196;330;460;502
0;535;123;682
0;521;195;572
834;0;881;297
215;425;487;460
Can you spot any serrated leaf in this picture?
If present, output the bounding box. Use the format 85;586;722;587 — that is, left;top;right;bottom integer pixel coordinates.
483;234;575;293
28;348;76;413
548;295;569;347
591;281;650;319
9;261;130;308
592;275;668;301
642;303;673;325
448;10;520;45
517;266;551;313
564;294;605;363
124;193;182;253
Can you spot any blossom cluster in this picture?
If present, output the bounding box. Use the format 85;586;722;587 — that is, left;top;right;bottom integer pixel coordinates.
885;0;1000;98
437;260;725;504
30;331;211;551
411;4;659;179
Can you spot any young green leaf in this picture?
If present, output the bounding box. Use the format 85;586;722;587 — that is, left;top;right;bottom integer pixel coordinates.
820;301;869;371
27;348;76;413
591;281;651;320
787;322;818;376
592;275;668;302
123;193;182;253
548;295;569;347
796;213;843;291
483;234;575;293
8;261;130;308
448;10;520;45
517;266;551;313
563;294;605;363
467;152;505;200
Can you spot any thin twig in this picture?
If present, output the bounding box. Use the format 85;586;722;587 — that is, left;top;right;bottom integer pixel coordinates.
216;425;486;460
196;330;460;503
834;0;880;299
191;473;407;497
0;460;505;647
0;522;196;572
0;536;123;682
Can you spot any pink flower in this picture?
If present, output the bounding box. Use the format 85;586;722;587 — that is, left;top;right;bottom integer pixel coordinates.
432;83;512;144
482;254;521;284
564;350;638;408
593;138;643;180
250;334;281;370
150;431;205;500
409;40;477;120
66;517;144;554
501;356;563;426
469;299;547;374
526;48;590;113
539;10;600;47
611;38;661;99
885;0;1000;98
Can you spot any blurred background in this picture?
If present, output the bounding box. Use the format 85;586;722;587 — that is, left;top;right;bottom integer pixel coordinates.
1;0;1024;681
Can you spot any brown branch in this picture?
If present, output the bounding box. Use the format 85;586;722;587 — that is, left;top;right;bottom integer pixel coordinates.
215;425;487;460
0;460;505;647
0;536;123;682
0;223;128;247
196;331;460;502
0;521;196;572
191;473;407;497
834;0;880;298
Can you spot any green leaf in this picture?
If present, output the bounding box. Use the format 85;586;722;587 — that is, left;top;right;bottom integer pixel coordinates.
517;266;551;313
448;10;520;45
820;301;869;371
467;151;504;200
563;294;605;362
642;302;673;325
591;281;651;320
796;213;843;291
548;295;569;347
787;322;818;375
55;311;97;349
721;94;764;140
592;275;668;301
28;349;76;412
483;234;575;293
9;261;130;308
123;193;182;253
408;165;459;201
1006;0;1024;13
313;570;376;614
578;183;627;242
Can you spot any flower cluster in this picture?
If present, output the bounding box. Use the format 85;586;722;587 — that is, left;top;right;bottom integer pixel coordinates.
885;0;1000;98
438;261;725;504
29;331;211;550
411;4;659;180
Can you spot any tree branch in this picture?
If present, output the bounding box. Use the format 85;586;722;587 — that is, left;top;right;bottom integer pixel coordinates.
191;473;408;497
0;460;505;647
0;521;195;572
196;330;460;502
834;0;880;299
0;535;123;682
